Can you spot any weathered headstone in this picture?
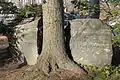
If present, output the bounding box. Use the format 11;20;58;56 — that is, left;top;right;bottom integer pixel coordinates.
70;19;113;67
16;19;38;65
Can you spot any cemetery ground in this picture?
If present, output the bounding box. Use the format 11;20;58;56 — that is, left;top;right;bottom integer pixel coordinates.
0;60;120;80
0;14;120;80
0;65;87;80
0;0;120;80
0;22;120;79
0;19;120;80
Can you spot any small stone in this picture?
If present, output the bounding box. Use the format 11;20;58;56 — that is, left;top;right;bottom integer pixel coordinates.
0;36;9;50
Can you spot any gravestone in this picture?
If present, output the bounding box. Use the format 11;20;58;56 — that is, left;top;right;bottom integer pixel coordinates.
70;19;113;67
16;19;38;65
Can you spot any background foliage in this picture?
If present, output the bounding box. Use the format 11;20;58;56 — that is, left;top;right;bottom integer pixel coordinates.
0;0;23;60
19;4;42;18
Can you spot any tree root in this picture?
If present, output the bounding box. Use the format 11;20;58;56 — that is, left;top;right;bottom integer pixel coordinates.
36;53;87;78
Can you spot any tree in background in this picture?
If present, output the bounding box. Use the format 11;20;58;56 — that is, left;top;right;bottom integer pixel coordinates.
89;0;100;18
19;4;42;18
70;0;100;18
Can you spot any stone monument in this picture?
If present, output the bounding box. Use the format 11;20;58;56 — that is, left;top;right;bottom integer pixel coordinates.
70;19;113;67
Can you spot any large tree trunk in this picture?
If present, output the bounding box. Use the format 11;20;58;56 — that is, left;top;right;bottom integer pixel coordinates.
36;0;86;76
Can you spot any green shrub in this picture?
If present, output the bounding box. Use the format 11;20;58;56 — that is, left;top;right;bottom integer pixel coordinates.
81;65;120;80
19;4;42;18
0;21;20;58
72;0;89;15
0;1;18;14
0;1;23;59
113;22;120;47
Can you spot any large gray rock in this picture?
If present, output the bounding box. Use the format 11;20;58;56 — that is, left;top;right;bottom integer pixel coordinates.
70;19;113;67
16;20;38;65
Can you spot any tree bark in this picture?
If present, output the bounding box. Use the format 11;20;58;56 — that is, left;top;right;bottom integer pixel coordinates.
36;0;86;76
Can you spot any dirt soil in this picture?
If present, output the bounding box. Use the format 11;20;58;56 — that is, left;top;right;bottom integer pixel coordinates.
0;65;88;80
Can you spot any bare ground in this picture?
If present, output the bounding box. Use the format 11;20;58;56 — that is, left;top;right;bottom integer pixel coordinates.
0;65;88;80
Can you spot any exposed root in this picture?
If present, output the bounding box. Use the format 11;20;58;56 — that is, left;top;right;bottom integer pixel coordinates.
36;54;60;76
36;52;87;79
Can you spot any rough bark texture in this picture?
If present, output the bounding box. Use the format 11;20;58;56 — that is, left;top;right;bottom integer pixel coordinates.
36;0;86;76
